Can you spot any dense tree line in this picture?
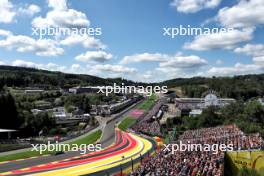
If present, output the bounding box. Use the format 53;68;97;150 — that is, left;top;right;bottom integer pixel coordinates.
2;66;263;101
63;94;91;113
0;89;115;137
0;92;56;137
63;93;120;113
161;75;264;100
2;65;264;138
165;100;264;138
0;90;21;129
0;66;143;89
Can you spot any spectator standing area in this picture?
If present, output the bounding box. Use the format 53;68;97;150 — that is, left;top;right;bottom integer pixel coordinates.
129;124;264;176
129;109;145;118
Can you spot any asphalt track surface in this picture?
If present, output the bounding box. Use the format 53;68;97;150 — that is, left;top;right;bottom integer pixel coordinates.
0;130;154;176
0;99;154;175
2;130;126;175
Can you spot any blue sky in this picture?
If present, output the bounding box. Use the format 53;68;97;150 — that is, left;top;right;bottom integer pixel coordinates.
0;0;264;82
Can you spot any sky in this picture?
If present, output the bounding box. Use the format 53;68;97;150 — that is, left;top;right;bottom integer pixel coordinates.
0;0;264;82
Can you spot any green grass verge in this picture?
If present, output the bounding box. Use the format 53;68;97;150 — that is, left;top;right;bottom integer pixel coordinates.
68;130;102;146
0;130;102;162
118;117;137;131
0;150;51;162
137;94;157;111
117;94;158;131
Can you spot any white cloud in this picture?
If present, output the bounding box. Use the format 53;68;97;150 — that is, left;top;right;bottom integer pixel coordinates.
142;71;153;79
18;4;41;16
0;60;6;65
45;63;66;71
234;44;264;57
121;53;208;81
1;60;137;80
0;0;15;23
159;55;207;68
119;52;207;81
197;43;264;77
75;51;112;62
141;71;162;82
120;53;165;64
5;60;79;74
127;70;164;83
186;0;264;52
217;0;264;28
60;34;105;49
70;64;88;74
12;60;39;68
0;1;40;23
67;63;137;79
32;0;89;28
0;31;64;56
121;52;207;69
171;0;222;13
31;0;105;51
11;59;66;72
253;56;264;65
184;28;254;51
155;56;207;80
93;64;137;74
155;66;204;80
0;29;12;36
207;63;264;76
48;0;67;11
71;64;81;70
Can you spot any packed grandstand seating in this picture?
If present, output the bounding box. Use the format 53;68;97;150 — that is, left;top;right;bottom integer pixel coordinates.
179;125;263;151
142;100;163;121
129;124;263;176
131;100;164;137
132;120;162;137
130;150;224;176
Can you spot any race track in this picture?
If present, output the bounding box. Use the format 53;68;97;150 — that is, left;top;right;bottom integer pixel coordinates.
0;129;155;176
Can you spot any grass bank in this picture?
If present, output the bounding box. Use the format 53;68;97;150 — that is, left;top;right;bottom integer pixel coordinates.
137;94;157;111
118;117;137;131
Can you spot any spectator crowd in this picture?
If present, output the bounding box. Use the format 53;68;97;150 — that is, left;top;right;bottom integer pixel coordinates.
131;100;164;137
129;124;263;176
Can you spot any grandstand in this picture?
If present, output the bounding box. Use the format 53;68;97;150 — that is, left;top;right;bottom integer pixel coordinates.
91;96;142;116
131;100;164;137
174;92;235;118
129;124;264;176
175;93;235;110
